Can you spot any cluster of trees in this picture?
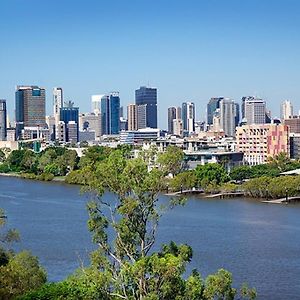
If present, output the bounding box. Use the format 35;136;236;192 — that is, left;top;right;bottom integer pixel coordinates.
0;147;79;180
243;175;300;199
1;144;299;192
230;153;300;181
0;208;46;299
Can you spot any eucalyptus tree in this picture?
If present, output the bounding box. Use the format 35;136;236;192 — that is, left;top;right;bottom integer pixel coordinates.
82;149;256;300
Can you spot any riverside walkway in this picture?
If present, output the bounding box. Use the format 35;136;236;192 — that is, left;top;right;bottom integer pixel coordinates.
165;189;204;196
262;196;300;204
205;192;244;199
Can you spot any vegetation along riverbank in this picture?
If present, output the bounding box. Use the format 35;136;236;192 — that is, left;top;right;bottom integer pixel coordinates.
1;146;300;200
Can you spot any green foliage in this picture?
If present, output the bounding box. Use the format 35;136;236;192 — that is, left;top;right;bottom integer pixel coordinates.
20;173;54;181
81;150;255;299
243;175;300;199
0;208;20;254
220;182;239;193
204;269;236;300
0;149;5;163
18;282;70;300
19;268;110;300
230;153;300;181
157;146;184;176
0;162;10;173
195;163;229;187
6;150;37;173
78;146;112;170
229;166;253;181
0;251;46;299
0;209;46;299
169;170;197;192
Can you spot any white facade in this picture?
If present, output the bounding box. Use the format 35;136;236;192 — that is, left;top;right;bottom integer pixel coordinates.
173;119;183;137
91;95;104;115
281;100;293;120
53;87;63;120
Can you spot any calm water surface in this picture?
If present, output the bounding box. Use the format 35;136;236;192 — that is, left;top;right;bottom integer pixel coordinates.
1;176;300;299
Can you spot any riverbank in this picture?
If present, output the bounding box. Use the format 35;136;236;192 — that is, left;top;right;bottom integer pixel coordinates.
0;172;21;178
0;172;65;182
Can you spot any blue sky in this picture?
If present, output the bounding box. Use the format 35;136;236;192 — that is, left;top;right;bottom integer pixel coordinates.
0;0;299;128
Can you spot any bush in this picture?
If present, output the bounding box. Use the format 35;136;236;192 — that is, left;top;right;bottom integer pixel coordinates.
0;163;10;173
0;251;46;299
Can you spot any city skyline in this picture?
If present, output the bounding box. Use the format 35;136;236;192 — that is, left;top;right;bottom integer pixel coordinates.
1;0;300;128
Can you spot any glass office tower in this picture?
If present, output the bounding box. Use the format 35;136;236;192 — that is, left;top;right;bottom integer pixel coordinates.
101;92;120;135
135;86;157;128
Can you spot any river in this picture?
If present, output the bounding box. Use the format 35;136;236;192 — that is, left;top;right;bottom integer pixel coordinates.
0;176;300;299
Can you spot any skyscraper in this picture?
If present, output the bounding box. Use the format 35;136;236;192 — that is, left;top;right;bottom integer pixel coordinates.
220;98;236;137
53;87;63;120
207;97;223;125
60;101;79;142
137;104;147;130
127;104;138;131
15;86;46;138
182;102;195;134
243;97;266;125
101;92;120;135
168;107;177;133
234;103;240;127
135;86;157;128
91;95;104;115
0;100;7;141
281;100;293;120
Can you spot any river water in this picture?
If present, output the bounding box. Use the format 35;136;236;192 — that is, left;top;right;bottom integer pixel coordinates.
0;176;300;299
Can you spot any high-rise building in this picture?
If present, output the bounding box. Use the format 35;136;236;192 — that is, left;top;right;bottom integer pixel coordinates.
207;97;223;125
182;102;195;134
67;121;78;143
15;86;46;138
135;86;157;128
56;121;66;142
168;107;177;133
176;106;181;119
91;95;104;115
53;87;63;119
281;100;294;120
101;92;120;135
127;104;138;131
235;103;240;127
0;100;7;141
120;106;124;118
173;119;183;137
243;97;266;125
137;104;147;130
220;99;236;137
60;101;79;142
46;115;56;141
